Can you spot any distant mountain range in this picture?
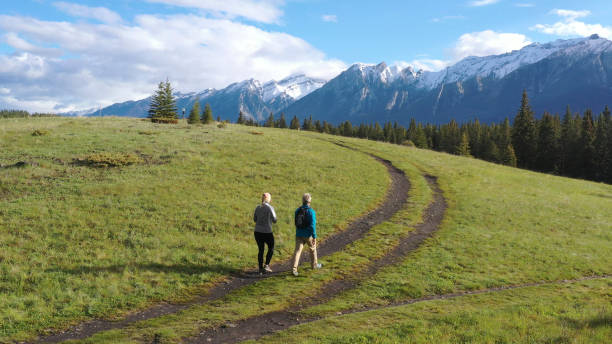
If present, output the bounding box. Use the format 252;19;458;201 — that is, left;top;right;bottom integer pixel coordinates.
72;35;612;125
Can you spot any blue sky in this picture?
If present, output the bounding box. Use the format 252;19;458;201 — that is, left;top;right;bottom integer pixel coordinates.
1;0;612;112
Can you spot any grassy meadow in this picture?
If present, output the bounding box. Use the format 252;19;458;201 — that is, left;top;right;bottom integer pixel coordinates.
0;116;610;343
0;117;389;341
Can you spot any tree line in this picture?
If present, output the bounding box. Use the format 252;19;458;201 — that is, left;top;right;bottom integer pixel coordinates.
0;110;57;118
236;91;612;184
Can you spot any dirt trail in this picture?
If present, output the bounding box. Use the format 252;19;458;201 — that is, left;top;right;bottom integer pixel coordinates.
35;154;410;344
186;175;446;344
226;274;611;344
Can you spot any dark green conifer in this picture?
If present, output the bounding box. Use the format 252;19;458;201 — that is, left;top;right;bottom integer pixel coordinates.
457;132;471;156
201;103;213;124
581;109;596;179
264;112;275;127
512;90;537;169
277;113;288;128
500;144;517;167
187;99;201;124
535;112;560;172
290;115;300;129
148;79;177;120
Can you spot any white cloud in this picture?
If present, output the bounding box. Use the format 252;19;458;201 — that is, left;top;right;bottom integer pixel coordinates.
321;14;338;23
531;9;612;39
0;13;345;112
469;0;500;7
553;9;590;20
450;30;532;60
515;3;534;7
145;0;284;24
53;2;123;24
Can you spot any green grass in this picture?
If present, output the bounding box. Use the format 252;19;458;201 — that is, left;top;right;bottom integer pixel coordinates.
1;117;610;343
255;278;612;344
74;143;431;344
298;135;611;319
0;117;389;342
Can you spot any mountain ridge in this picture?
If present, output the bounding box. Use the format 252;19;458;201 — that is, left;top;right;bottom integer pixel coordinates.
73;35;612;125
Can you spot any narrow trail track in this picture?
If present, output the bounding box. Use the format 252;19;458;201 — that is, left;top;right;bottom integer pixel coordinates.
35;153;410;344
187;175;446;344
234;274;612;344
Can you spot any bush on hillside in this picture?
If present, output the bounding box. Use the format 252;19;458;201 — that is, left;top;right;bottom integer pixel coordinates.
75;152;143;168
151;117;178;124
32;129;49;136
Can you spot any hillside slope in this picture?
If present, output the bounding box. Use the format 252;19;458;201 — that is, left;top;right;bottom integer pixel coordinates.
0;117;610;343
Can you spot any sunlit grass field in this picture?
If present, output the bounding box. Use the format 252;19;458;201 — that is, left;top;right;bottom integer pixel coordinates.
0;117;389;342
1;117;610;343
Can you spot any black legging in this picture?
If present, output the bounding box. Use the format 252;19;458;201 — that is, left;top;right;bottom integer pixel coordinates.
254;231;274;270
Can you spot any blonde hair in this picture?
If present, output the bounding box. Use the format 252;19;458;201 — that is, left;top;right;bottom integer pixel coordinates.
262;193;271;203
302;193;312;204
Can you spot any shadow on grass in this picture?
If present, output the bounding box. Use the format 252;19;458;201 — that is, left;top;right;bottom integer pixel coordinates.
46;262;242;277
561;315;612;329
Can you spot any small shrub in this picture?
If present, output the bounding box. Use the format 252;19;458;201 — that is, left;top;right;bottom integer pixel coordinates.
217;122;226;129
75;152;143;168
402;140;415;147
138;130;158;135
32;129;49;136
151;117;178;124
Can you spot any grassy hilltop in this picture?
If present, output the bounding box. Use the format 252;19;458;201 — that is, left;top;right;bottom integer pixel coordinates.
0;117;610;343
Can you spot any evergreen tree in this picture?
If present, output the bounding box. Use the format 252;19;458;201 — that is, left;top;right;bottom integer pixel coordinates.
467;120;483;157
341;121;352;137
290;115;300;129
277;113;288;128
501;144;518;167
605;106;612;183
457;132;471;156
512;90;537;169
412;124;428;148
323;121;332;134
237;111;245;124
188;99;201;124
483;139;501;163
373;122;383;141
264;112;275;127
314;120;323;133
302;115;314;131
581;109;596;179
535;112;560;172
559;107;581;176
201;103;213;124
594;106;611;182
148;79;177;120
440;120;460;154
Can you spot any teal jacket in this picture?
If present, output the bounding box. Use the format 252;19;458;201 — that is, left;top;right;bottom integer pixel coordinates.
295;204;316;238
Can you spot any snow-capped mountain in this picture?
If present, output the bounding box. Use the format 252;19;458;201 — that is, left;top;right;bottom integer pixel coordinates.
84;74;325;121
263;74;326;102
81;35;612;125
285;34;612;124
